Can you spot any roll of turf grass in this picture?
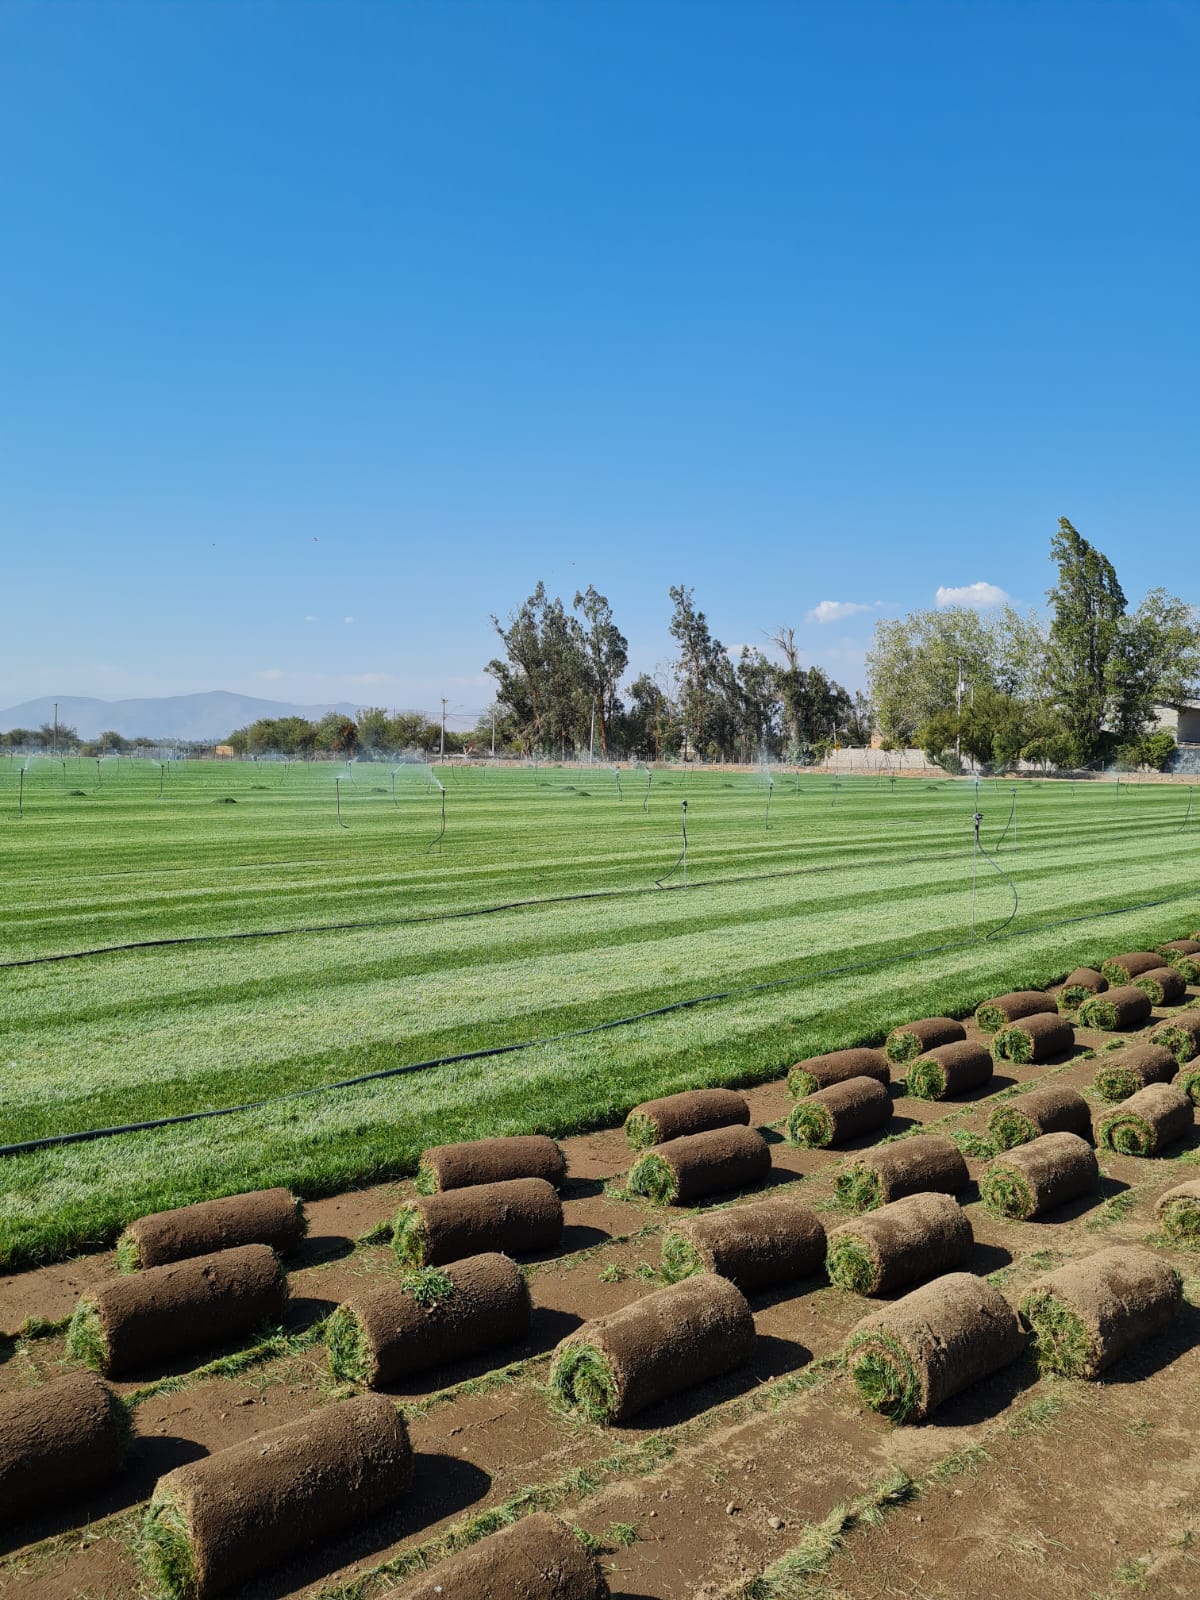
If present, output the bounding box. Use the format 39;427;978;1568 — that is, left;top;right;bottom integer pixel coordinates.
1155;1178;1200;1241
1149;1010;1200;1066
141;1393;412;1600
826;1192;971;1296
1058;968;1106;1011
787;1048;889;1100
117;1189;305;1273
549;1274;754;1424
1131;966;1188;1007
1162;938;1200;954
393;1178;563;1267
974;991;1056;1033
885;1017;965;1066
1078;985;1153;1032
988;1085;1092;1150
1100;951;1165;986
979;1132;1098;1219
1159;941;1200;983
1173;1064;1200;1105
394;1513;610;1600
624;1087;750;1151
627;1125;771;1205
1018;1246;1181;1377
0;1372;130;1523
1097;1084;1193;1156
415;1135;566;1194
844;1272;1023;1422
1092;1043;1177;1103
786;1075;891;1148
660;1194;826;1291
906;1041;992;1100
834;1133;969;1212
991;1011;1075;1065
66;1244;286;1378
326;1252;531;1386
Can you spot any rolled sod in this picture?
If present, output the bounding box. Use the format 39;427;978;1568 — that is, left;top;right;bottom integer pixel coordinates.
1092;1043;1177;1103
626;1124;771;1206
834;1133;969;1212
825;1192;972;1296
1155;1178;1200;1242
1162;938;1200;955
974;990;1056;1033
1149;1010;1200;1066
786;1075;891;1148
1158;940;1200;983
394;1513;610;1600
624;1087;750;1151
906;1040;992;1100
415;1135;566;1194
116;1188;305;1273
1173;1064;1200;1106
990;1011;1075;1065
0;1372;130;1523
885;1017;965;1066
141;1393;412;1600
979;1132;1098;1219
988;1085;1092;1150
1100;951;1166;986
1019;1246;1182;1377
549;1273;754;1424
393;1178;563;1267
1058;968;1107;1011
1131;966;1188;1007
1078;985;1153;1032
787;1047;890;1100
844;1272;1023;1422
1097;1083;1193;1156
66;1244;286;1377
659;1193;826;1291
326;1252;531;1387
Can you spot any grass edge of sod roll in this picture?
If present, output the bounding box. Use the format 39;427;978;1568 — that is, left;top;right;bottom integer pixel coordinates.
1018;1289;1096;1376
987;1106;1036;1149
324;1303;372;1385
843;1330;922;1421
548;1343;618;1423
659;1231;706;1283
626;1152;679;1204
141;1489;195;1600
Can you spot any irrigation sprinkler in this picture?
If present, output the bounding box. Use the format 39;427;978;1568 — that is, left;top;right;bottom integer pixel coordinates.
1181;786;1194;833
96;758;102;788
17;766;23;819
158;764;165;800
969;807;1020;939
765;776;774;831
995;788;1017;852
425;777;447;852
655;798;688;887
614;765;622;802
335;778;348;829
643;768;652;813
391;770;398;808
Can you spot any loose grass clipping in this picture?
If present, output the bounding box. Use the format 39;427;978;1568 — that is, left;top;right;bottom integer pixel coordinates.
626;1124;770;1206
1155;1178;1200;1243
393;1512;610;1599
844;1272;1023;1422
786;1075;891;1148
835;1133;969;1213
979;1132;1098;1220
1149;1010;1200;1067
786;1047;889;1100
415;1135;566;1194
393;1178;562;1267
826;1192;972;1297
884;1017;965;1066
906;1041;992;1101
624;1087;750;1151
1019;1246;1181;1378
1096;1083;1193;1156
1131;966;1188;1007
549;1274;754;1424
116;1188;305;1273
974;990;1056;1034
1058;968;1106;1011
990;1011;1074;1065
0;1372;130;1523
1078;985;1153;1032
1100;951;1165;986
1092;1043;1177;1103
141;1393;412;1600
988;1085;1092;1150
660;1194;826;1291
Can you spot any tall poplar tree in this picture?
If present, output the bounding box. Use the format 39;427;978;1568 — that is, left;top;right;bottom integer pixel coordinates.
1046;518;1126;764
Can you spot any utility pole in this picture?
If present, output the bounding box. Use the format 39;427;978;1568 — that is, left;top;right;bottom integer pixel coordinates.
440;698;446;759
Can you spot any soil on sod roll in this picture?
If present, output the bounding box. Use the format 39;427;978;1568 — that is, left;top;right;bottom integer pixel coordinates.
906;1040;992;1101
0;1372;130;1523
974;990;1056;1033
990;1011;1075;1065
786;1047;890;1099
1018;1246;1182;1378
1078;984;1154;1032
825;1192;972;1297
1058;967;1107;1011
1131;965;1188;1007
1155;1178;1200;1242
979;1132;1099;1220
1100;951;1166;986
659;1193;826;1291
549;1273;755;1424
785;1075;892;1148
988;1085;1092;1149
325;1252;531;1387
844;1272;1023;1422
1092;1043;1177;1103
414;1135;566;1195
626;1124;771;1206
834;1133;969;1212
394;1513;610;1600
884;1016;966;1065
141;1393;412;1600
624;1087;750;1151
393;1178;563;1267
116;1188;305;1272
1150;1010;1200;1067
66;1243;286;1377
1096;1083;1194;1156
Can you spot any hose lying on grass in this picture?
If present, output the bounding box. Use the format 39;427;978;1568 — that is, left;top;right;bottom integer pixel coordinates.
1058;968;1106;1011
835;1134;969;1212
1149;1010;1200;1066
990;1011;1075;1065
415;1135;566;1194
1019;1246;1182;1377
906;1041;992;1100
1078;985;1153;1032
1158;940;1200;983
116;1188;305;1272
141;1393;412;1600
1155;1178;1200;1242
1092;1043;1177;1103
884;1017;965;1065
1100;951;1164;986
1131;965;1188;1007
67;1244;286;1377
975;990;1056;1033
843;1272;1023;1422
549;1274;754;1424
627;1125;771;1205
659;1194;826;1291
988;1085;1093;1149
393;1178;563;1267
786;1075;891;1147
326;1252;531;1386
624;1087;750;1150
825;1192;972;1296
787;1048;889;1099
0;1372;130;1523
394;1513;611;1600
1097;1083;1193;1156
979;1132;1099;1219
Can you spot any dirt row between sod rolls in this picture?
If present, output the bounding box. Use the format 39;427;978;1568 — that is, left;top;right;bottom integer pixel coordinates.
825;1193;972;1296
978;1131;1099;1219
116;1188;305;1272
414;1135;566;1195
987;1083;1092;1148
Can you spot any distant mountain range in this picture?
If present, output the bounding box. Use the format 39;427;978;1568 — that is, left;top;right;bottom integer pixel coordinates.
0;692;363;742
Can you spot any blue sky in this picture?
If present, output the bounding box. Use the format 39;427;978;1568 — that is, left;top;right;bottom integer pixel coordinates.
1;1;1197;723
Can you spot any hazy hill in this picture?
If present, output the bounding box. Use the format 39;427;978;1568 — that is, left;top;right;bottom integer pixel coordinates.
0;692;363;742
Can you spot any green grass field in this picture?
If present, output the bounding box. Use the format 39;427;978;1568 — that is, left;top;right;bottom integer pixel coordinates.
2;754;1199;1267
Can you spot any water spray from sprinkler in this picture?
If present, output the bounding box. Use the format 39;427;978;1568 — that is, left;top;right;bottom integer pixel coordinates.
765;776;773;832
614;765;622;802
1181;786;1194;833
335;777;348;828
158;764;165;800
643;768;652;813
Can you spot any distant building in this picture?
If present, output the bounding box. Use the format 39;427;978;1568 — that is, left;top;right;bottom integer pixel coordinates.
1151;703;1200;745
215;744;235;758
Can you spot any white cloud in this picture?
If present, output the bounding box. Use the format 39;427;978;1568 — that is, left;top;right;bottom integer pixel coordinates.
303;615;318;623
806;600;872;625
258;668;285;681
342;616;354;624
935;582;1012;609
